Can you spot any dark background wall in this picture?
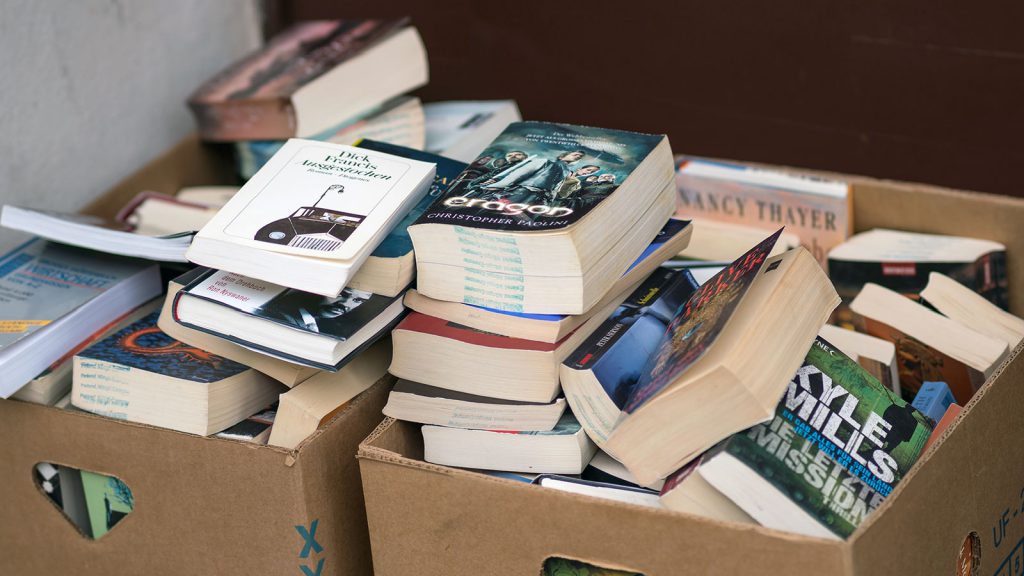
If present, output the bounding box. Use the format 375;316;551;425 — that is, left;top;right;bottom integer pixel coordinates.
266;1;1024;198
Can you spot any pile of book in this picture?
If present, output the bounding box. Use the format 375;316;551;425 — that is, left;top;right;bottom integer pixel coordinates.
0;19;521;457
1;16;1021;548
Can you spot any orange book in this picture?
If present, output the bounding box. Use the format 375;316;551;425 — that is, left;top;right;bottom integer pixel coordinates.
923;404;963;452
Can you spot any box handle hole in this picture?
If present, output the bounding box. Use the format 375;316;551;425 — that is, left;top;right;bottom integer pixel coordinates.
34;462;134;540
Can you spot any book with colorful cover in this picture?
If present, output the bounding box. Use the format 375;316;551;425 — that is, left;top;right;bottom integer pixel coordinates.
625;229;782;412
675;156;851;266
80;470;134;540
699;336;932;538
174;269;405;370
561;268;699;444
413;121;668;232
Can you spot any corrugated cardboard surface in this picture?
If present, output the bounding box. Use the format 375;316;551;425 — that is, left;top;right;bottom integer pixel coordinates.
0;378;391;575
0;136;391;575
359;172;1024;575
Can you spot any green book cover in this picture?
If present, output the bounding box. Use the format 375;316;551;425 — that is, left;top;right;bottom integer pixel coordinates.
714;336;932;538
80;470;134;539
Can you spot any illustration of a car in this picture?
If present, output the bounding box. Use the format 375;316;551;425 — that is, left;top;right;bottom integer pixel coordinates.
253;185;366;251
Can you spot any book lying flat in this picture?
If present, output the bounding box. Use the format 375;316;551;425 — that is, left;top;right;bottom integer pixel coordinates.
1;206;194;262
214;402;278;444
390;285;631;404
674;156;851;266
409;121;677;315
421;412;598;474
188;20;428;141
186;139;435;297
158;268;319;387
403;218;692;342
699;337;933;539
344;140;467;297
73;312;284;435
116;192;219;237
533;474;661;509
383;379;567;431
235;96;426;180
173;269;405;370
0;239;162;399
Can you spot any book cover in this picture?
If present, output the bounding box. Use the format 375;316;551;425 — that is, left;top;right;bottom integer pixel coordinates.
0;239;153;350
392;379;558;407
675;157;851;266
215;403;278;442
77;312;249;384
80;470;134;540
194;139;435;262
624;229;782;412
781;337;932;497
395;312;566;352
414;121;665;232
182;269;402;344
188;20;406;140
566;268;698;410
355;140;468;258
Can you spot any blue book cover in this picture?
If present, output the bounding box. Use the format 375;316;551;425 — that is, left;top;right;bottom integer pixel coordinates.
0;239;154;350
911;381;955;424
565;268;699;411
78;311;249;383
355;140;468;260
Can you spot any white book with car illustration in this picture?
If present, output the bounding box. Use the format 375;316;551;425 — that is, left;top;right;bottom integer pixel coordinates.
186;138;435;297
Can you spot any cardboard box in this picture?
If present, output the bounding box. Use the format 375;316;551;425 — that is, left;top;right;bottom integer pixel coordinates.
0;136;389;576
358;170;1024;575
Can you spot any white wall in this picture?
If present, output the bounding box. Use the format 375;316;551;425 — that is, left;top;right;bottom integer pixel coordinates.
0;0;262;248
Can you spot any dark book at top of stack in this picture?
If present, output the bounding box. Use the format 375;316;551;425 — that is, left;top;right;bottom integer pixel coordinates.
408;121;678;315
188;19;428;142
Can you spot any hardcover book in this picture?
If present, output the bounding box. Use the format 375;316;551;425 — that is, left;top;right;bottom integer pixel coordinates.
174;268;405;370
698;336;933;539
73;312;283;435
675;157;852;266
408;121;677;314
0;239;161;398
186;138;435;296
188;20;428;141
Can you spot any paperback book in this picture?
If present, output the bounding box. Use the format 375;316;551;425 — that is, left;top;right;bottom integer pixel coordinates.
408;121;677;314
422;100;522;162
186;138;435;296
188;20;428;141
403;218;692;342
346;140;468;296
698;337;933;539
675;157;851;266
73;312;283;435
563;229;840;485
383;379;567;431
0;239;161;399
174;269;405;370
